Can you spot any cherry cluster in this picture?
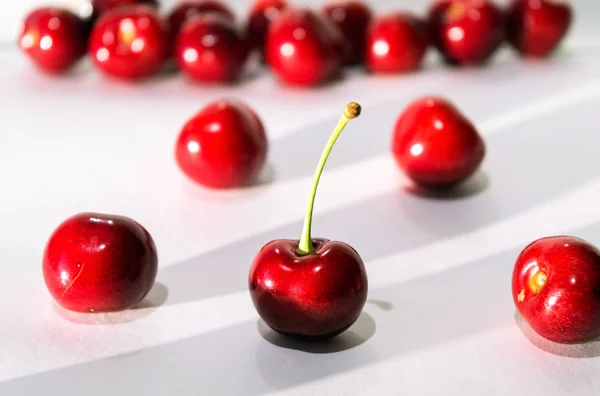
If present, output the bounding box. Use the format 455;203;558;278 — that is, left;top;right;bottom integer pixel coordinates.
38;0;600;351
20;0;572;84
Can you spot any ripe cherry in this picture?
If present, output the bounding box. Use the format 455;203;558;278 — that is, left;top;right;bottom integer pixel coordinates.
513;236;600;344
167;0;235;56
506;0;573;58
392;96;485;189
245;0;288;58
365;12;429;73
428;0;504;65
19;7;87;73
249;103;368;339
89;5;168;80
175;99;268;188
43;213;158;313
266;8;340;86
175;14;249;82
322;0;373;65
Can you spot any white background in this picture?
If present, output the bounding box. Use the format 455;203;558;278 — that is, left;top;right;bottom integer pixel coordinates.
2;0;600;395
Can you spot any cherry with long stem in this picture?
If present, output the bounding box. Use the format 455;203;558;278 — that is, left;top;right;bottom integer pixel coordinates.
249;102;368;339
297;102;361;255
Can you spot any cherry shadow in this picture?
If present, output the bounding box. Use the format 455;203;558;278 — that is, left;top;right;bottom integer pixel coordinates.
178;163;276;204
403;170;490;200
257;311;376;354
52;282;169;325
514;311;600;358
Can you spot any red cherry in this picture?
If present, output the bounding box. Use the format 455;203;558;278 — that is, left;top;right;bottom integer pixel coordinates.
266;8;340;86
322;0;373;65
245;0;288;58
43;213;158;313
392;96;485;189
249;103;367;339
175;14;249;82
250;239;368;339
89;5;168;80
18;7;86;73
365;12;429;73
92;0;158;14
175;99;268;188
513;236;600;344
316;11;347;75
428;0;504;65
167;0;235;55
506;0;573;58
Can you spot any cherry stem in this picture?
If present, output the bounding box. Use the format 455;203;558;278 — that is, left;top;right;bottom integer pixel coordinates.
296;102;362;256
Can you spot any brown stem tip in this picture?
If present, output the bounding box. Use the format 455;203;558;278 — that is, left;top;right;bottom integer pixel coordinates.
344;102;361;119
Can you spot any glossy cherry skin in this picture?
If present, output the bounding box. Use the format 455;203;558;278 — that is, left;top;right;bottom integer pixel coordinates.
175;99;268;188
506;0;573;58
167;0;235;55
266;8;340;86
392;96;485;189
428;0;504;65
92;0;158;13
175;14;249;82
43;213;158;313
322;0;372;65
365;13;429;73
89;5;168;80
19;7;87;73
513;236;600;344
246;0;288;58
249;238;368;339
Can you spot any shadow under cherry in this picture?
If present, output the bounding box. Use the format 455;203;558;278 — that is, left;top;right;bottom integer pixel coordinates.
257;311;376;354
514;311;600;359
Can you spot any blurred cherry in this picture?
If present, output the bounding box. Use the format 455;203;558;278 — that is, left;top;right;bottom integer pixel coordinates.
366;12;429;73
506;0;573;57
245;0;288;58
428;0;504;65
19;7;87;73
266;8;340;86
167;0;235;56
175;99;268;188
175;14;249;82
89;5;168;80
322;0;372;65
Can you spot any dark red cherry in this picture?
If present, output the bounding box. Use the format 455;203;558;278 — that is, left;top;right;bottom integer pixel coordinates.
392;96;485;189
365;12;429;73
316;11;347;75
266;8;340;86
245;0;288;58
513;236;600;344
322;0;373;65
89;5;168;80
19;7;87;73
428;0;504;65
175;14;249;82
175;99;268;188
250;239;368;339
43;212;158;313
249;103;367;339
167;0;235;55
506;0;573;58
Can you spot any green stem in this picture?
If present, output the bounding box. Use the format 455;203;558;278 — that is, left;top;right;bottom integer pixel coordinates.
296;103;361;256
